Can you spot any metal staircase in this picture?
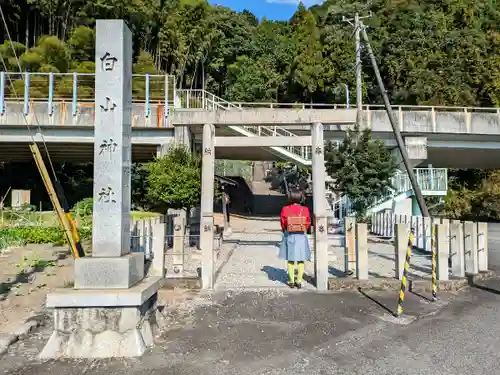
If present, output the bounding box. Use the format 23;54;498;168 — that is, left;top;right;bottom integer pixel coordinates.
332;168;448;219
176;89;313;166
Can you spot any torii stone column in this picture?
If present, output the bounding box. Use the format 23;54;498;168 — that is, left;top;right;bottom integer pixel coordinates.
40;20;160;359
312;122;328;291
200;123;215;289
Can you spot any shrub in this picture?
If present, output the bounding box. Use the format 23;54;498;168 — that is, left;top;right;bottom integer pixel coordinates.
147;145;201;211
72;197;93;217
0;226;92;250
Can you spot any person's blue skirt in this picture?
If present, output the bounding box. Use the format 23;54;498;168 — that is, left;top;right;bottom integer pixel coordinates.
278;231;311;262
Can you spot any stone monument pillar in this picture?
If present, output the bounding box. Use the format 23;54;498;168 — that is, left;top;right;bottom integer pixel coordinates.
40;20;160;359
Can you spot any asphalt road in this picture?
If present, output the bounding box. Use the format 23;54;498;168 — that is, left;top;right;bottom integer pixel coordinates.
1;223;500;374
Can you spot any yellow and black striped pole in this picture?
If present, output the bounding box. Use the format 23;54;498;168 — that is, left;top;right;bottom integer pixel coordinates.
431;224;437;301
396;228;414;317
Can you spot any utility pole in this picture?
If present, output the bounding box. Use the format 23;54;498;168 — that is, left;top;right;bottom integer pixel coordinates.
360;22;429;217
342;12;371;122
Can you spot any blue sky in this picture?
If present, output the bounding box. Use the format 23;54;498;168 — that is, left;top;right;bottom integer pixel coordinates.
208;0;325;21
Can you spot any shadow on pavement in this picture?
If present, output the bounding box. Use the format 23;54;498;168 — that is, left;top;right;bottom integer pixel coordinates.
260;265;316;287
409;287;435;302
357;287;396;317
357;286;453;318
470;278;500;295
261;266;288;285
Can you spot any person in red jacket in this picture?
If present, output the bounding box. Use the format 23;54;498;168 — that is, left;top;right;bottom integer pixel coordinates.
278;190;311;289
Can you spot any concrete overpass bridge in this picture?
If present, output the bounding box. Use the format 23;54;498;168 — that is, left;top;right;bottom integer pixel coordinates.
1;72;500;169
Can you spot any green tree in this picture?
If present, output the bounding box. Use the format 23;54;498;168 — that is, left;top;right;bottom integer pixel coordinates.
146;145;201;212
272;162;310;195
325;126;398;221
68;26;95;62
287;3;324;102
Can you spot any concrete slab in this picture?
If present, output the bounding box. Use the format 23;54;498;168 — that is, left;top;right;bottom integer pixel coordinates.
47;277;160;308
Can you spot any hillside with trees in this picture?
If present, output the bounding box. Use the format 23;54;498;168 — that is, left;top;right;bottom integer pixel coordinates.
1;0;499;107
1;0;500;219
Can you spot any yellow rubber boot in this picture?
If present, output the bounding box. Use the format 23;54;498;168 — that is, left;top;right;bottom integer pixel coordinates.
297;262;305;285
287;262;295;286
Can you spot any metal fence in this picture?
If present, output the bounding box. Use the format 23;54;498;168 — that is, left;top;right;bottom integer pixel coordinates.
0;72;176;118
2;73;499;114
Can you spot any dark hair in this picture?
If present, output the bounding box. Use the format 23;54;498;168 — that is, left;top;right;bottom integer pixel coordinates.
288;190;304;205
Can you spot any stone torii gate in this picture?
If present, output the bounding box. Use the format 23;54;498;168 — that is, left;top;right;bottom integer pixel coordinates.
199;123;330;291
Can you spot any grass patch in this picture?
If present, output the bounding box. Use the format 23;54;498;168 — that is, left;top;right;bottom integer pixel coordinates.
0;226;92;251
1;210;162;227
130;211;162;220
0;210;160;251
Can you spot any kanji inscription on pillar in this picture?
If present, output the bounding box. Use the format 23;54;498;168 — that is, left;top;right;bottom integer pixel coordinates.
99;138;118;157
92;20;133;257
100;52;118;71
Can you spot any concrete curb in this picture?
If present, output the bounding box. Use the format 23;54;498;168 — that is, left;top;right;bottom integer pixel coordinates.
327;271;495;292
0;314;46;356
159;271;496;293
328;278;468;293
161;277;201;290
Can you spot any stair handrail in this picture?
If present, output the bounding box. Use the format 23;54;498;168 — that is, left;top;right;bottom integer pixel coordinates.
331;168;448;219
203;90;241;111
196;89;312;163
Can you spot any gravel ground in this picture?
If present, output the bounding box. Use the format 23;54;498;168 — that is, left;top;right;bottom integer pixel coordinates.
212;216;433;288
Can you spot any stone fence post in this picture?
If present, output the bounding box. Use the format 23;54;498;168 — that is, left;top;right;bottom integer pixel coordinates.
355;223;368;280
449;221;465;277
435;224;448;281
464;221;478;275
394;223;409;280
151;223;166;277
344;217;356;274
477;222;488;272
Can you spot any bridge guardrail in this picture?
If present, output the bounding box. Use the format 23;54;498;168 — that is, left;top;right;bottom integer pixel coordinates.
1;73;499;114
2;99;500;134
229;102;500;113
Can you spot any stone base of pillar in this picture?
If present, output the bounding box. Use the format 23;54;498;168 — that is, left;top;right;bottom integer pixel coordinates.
74;252;145;289
39;277;160;359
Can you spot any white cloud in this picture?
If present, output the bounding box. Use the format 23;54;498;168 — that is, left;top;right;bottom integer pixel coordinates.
266;0;325;6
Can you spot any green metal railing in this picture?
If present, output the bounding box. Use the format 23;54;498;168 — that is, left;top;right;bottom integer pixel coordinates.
333;168;448;218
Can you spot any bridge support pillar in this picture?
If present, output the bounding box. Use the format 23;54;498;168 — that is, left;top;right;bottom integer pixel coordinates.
174;125;192;150
312;122;329;291
392;136;427;169
156;143;170;157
